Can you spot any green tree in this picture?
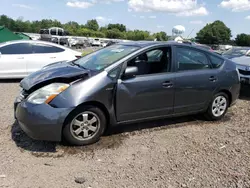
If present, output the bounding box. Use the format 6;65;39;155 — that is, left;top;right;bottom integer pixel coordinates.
153;31;168;41
105;28;124;39
107;23;126;32
85;19;99;31
0;15;16;31
77;28;93;37
196;20;231;44
99;26;108;33
235;33;250;46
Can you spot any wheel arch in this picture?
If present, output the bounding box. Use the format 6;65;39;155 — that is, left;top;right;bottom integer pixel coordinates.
62;101;110;130
218;89;232;106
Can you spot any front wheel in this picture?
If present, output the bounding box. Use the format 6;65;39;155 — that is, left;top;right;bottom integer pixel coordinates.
63;106;106;146
204;92;229;121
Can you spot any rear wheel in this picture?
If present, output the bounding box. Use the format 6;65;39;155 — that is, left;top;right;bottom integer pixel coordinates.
204;92;229;121
63;106;106;146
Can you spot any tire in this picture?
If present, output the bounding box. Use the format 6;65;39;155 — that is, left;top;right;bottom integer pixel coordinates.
204;92;229;121
63;105;107;146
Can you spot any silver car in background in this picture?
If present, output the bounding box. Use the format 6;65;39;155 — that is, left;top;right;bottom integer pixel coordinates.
222;47;250;84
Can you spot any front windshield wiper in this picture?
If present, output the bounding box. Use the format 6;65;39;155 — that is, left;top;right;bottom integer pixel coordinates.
69;61;87;70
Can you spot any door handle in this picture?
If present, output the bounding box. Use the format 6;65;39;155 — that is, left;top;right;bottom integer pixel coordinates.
209;76;217;82
17;57;24;59
50;57;56;59
162;81;173;88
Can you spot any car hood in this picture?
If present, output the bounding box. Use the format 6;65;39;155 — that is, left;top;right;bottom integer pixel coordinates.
230;56;250;66
222;54;243;59
20;61;93;91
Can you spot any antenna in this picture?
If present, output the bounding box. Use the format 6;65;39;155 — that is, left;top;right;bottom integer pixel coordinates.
187;28;195;39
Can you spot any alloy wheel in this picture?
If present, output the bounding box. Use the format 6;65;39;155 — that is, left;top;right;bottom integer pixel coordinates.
212;96;227;117
70;111;100;141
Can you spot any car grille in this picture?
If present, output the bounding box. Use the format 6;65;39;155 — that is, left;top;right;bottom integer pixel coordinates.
239;69;250;75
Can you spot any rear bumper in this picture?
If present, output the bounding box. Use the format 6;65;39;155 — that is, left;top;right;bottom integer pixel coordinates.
14;99;73;142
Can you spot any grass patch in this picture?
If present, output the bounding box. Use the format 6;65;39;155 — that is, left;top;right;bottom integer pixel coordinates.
82;49;95;56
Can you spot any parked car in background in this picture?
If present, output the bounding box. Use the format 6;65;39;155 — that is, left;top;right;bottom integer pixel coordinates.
222;47;250;84
14;41;240;146
222;47;250;59
100;41;107;47
0;40;82;78
105;41;117;47
92;38;101;46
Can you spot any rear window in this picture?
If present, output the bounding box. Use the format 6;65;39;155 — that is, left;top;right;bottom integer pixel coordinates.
32;43;65;53
208;54;224;68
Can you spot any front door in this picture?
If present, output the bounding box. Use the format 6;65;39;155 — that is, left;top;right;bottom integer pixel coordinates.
173;46;220;114
116;47;175;122
0;43;32;78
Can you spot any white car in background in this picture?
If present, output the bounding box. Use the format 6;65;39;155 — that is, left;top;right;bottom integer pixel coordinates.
92;38;101;46
0;40;82;78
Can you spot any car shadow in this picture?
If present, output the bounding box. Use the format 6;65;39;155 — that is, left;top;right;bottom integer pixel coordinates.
11;120;57;153
239;84;250;101
105;115;200;136
0;79;22;83
10;115;205;153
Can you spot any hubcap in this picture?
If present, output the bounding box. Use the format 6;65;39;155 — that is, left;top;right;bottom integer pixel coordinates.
212;96;227;117
70;111;100;141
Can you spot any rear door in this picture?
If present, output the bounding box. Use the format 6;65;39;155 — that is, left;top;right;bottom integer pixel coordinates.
0;43;32;78
173;46;220;114
27;43;65;74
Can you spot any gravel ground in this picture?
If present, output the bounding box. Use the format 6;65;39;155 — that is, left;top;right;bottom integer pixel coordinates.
0;81;250;188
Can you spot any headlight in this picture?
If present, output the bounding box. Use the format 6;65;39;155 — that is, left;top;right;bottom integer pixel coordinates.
27;83;69;104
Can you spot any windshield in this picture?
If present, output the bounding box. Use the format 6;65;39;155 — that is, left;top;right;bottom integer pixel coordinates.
223;48;250;56
73;44;140;71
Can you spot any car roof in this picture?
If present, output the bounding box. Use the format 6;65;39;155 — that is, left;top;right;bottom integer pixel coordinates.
117;41;225;59
117;41;195;48
0;40;65;48
118;40;215;51
0;39;77;51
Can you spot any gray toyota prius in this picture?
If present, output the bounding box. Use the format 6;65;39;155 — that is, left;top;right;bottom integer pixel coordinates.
14;41;240;146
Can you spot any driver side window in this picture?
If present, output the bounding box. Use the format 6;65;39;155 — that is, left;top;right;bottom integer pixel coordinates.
127;47;171;76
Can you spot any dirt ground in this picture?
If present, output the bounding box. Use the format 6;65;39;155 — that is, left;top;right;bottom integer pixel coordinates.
0;81;250;188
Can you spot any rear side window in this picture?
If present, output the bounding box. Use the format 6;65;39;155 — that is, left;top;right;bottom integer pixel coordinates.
32;43;65;53
176;47;211;71
0;43;32;55
208;54;224;68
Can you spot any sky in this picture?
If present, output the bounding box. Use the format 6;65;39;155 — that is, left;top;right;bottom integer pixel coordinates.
0;0;250;38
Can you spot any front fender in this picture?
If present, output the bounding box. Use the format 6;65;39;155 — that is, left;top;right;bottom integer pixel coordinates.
49;71;118;126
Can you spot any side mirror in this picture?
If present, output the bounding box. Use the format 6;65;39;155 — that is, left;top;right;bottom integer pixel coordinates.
122;66;138;79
